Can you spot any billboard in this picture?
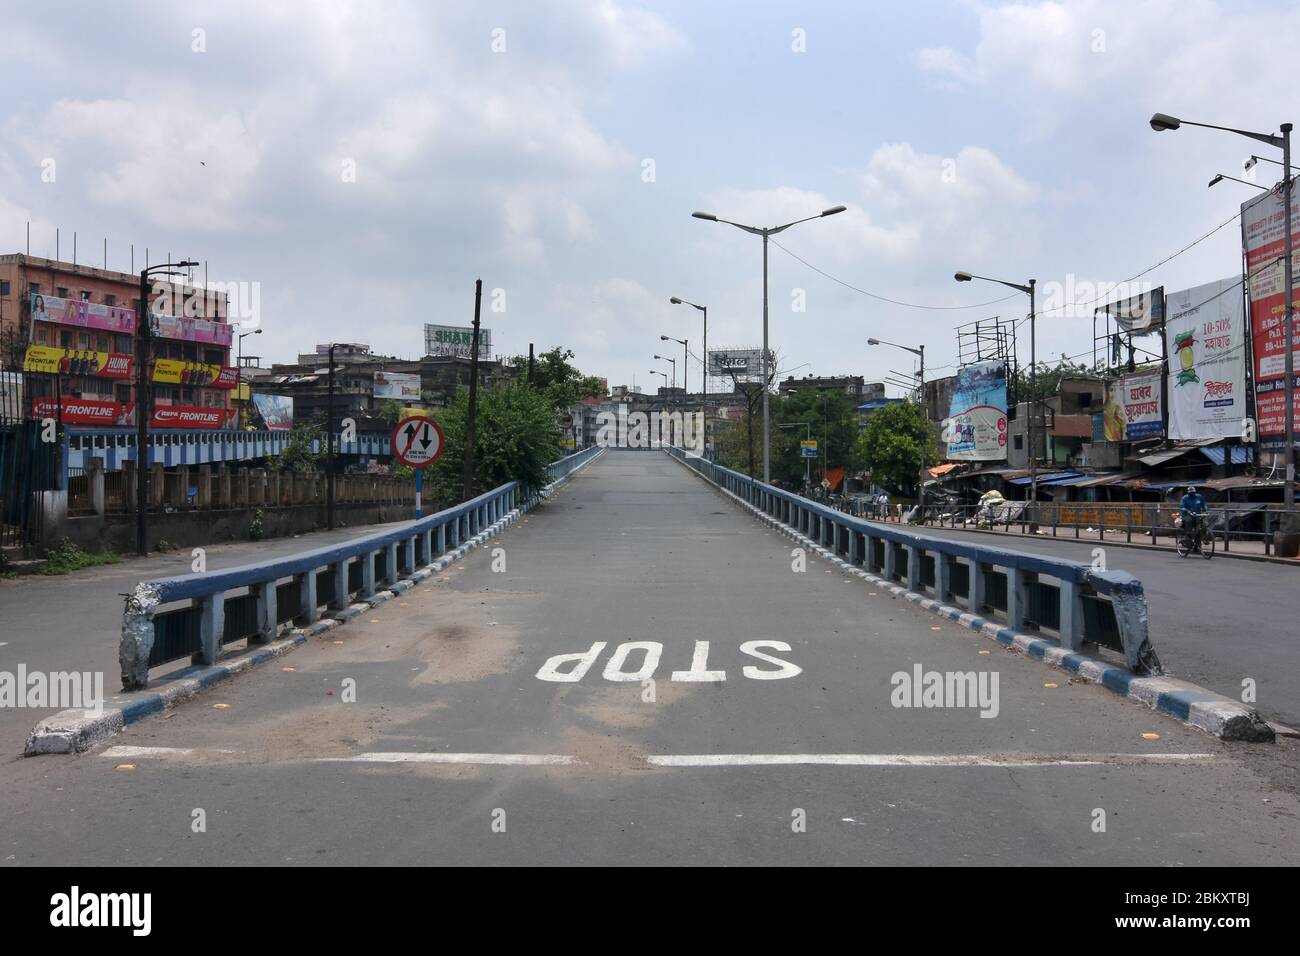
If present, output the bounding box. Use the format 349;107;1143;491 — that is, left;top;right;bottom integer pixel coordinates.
1103;372;1163;441
23;346;133;378
1242;188;1300;450
150;313;234;347
425;324;491;359
30;293;135;335
1105;287;1165;333
30;397;134;427
153;359;239;388
151;405;236;429
1164;277;1246;440
945;360;1008;461
707;348;771;382
252;393;293;430
373;371;421;400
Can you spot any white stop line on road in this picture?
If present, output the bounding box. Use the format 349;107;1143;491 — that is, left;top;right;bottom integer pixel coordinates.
535;640;800;683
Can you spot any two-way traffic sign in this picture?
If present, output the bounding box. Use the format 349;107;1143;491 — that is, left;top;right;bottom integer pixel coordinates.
392;415;445;469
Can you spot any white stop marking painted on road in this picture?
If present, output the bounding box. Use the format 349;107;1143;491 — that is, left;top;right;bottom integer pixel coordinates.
535;640;800;683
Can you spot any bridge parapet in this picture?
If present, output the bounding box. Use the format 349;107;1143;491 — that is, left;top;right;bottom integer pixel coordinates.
119;444;602;689
666;447;1161;675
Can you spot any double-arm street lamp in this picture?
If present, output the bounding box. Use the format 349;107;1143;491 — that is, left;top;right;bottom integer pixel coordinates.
1151;112;1295;528
692;203;847;482
868;338;927;499
670;297;709;454
653;353;676;388
955;271;1038;515
135;259;199;556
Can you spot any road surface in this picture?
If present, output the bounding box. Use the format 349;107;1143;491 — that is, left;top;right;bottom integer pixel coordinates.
2;451;1296;866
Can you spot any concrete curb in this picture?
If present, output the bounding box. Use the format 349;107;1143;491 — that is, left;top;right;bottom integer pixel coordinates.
24;449;604;756
674;458;1273;743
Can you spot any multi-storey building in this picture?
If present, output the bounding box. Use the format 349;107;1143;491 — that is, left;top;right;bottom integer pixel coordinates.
0;254;236;428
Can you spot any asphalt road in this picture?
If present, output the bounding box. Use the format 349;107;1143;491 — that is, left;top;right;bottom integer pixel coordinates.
899;523;1300;728
2;450;1297;866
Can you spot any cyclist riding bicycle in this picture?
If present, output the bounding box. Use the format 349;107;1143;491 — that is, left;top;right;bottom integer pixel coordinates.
1179;485;1207;547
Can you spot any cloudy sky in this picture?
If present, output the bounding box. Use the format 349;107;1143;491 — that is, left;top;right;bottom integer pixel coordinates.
2;0;1295;393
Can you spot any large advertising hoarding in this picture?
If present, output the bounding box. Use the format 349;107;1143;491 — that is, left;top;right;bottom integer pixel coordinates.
1242;188;1300;450
30;397;134;427
152;359;239;388
150;313;234;347
707;348;772;382
1105;287;1165;333
23;346;133;378
1103;372;1163;441
252;394;293;430
373;371;421;400
150;405;236;429
30;294;135;335
1164;277;1246;440
424;324;492;359
945;360;1008;461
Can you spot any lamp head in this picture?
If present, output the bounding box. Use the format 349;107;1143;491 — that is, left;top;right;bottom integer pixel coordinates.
1208;174;1224;188
867;338;881;346
954;271;973;282
821;204;847;217
692;211;718;221
670;297;682;304
1149;112;1181;131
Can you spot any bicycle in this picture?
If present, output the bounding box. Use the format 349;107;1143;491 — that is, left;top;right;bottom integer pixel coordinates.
1176;513;1214;559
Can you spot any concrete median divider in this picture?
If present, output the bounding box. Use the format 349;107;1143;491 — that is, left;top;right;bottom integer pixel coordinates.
25;445;604;755
665;447;1273;742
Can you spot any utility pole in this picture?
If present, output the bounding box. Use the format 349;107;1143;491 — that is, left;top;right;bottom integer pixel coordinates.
327;342;338;530
135;260;196;556
463;279;483;502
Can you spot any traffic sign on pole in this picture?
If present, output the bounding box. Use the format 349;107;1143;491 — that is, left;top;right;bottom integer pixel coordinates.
392;415;445;518
392;415;445;469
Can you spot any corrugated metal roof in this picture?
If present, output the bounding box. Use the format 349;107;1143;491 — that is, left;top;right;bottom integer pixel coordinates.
1009;471;1082;485
1135;448;1192;466
1199;446;1253;466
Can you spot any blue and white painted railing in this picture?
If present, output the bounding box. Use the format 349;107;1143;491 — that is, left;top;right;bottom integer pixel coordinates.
119;444;602;690
666;446;1162;676
67;428;391;472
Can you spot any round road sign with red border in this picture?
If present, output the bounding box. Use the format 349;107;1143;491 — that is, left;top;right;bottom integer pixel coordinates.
391;415;445;468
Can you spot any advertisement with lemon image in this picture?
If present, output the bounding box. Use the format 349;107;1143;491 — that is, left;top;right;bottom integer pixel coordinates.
1163;277;1245;440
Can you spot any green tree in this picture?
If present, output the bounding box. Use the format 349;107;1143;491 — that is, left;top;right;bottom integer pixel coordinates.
513;346;604;409
426;380;563;503
270;421;324;473
1008;355;1099;406
380;399;406;427
771;387;861;487
856;401;938;496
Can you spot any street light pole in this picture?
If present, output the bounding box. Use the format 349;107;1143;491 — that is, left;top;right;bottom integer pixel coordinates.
868;337;927;501
693;203;847;482
777;421;812;486
653;354;676;388
670;298;708;455
1151;113;1295;529
237;328;261;429
135;260;198;557
954;272;1038;519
